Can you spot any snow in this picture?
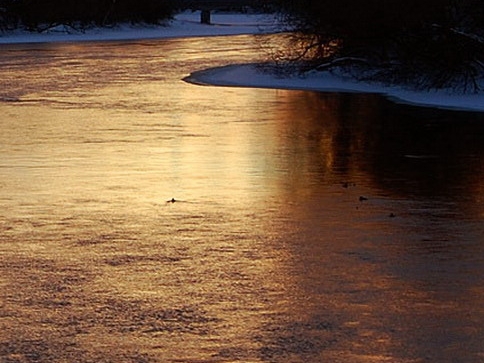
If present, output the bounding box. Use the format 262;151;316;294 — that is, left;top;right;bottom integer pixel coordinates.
1;11;483;112
0;11;281;44
185;64;484;112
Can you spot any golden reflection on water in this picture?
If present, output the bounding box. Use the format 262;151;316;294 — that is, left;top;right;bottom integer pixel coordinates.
1;36;484;363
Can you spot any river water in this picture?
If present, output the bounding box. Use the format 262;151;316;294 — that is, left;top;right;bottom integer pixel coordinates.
1;34;484;363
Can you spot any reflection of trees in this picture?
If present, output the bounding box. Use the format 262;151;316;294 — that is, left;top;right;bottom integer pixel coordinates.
366;105;484;201
265;90;484;363
269;91;370;189
272;90;484;203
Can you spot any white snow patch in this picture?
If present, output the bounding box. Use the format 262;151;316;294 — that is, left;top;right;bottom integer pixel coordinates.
0;11;281;44
186;64;484;113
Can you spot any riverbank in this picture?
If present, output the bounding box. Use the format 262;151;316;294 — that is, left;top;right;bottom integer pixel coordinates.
1;10;483;112
185;64;484;113
0;11;280;44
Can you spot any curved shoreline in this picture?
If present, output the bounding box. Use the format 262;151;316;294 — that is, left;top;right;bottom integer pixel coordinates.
2;9;482;113
184;63;484;113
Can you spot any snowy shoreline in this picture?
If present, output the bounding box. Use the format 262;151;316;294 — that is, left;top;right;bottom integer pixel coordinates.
1;11;483;112
185;64;484;113
0;11;281;44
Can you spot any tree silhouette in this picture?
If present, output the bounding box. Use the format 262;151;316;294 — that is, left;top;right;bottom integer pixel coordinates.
276;0;484;91
0;0;176;31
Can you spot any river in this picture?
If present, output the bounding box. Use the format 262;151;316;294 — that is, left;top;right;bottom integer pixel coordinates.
1;34;484;363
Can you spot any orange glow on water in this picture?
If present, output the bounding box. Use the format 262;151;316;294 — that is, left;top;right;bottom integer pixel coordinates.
1;36;484;363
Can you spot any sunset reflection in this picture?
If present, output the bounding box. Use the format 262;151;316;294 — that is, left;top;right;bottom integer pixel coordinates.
1;36;484;363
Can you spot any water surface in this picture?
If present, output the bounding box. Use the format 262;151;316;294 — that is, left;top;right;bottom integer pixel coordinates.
1;35;484;363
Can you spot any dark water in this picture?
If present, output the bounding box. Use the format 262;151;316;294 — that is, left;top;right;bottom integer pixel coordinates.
0;35;484;363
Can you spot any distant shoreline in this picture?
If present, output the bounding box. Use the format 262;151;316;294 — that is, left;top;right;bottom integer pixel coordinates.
0;11;280;45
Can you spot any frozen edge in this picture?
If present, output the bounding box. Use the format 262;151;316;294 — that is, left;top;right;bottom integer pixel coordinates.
184;63;484;113
0;12;282;44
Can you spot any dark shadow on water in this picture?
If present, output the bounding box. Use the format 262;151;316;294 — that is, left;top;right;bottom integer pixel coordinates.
256;90;484;363
274;90;484;202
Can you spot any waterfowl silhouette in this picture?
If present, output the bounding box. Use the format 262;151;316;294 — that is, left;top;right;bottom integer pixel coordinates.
342;182;356;188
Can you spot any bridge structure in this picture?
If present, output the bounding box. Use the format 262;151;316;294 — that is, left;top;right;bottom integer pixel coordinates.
176;0;274;24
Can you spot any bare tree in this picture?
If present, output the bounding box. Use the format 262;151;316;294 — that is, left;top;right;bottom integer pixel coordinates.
275;0;484;91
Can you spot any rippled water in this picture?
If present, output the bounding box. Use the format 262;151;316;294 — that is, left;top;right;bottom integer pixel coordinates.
1;35;484;363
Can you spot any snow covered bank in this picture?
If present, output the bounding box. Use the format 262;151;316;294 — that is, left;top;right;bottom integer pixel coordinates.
185;64;484;113
1;10;482;113
0;11;280;44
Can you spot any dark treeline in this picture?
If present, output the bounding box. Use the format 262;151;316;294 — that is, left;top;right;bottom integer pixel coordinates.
0;0;176;31
276;0;484;91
